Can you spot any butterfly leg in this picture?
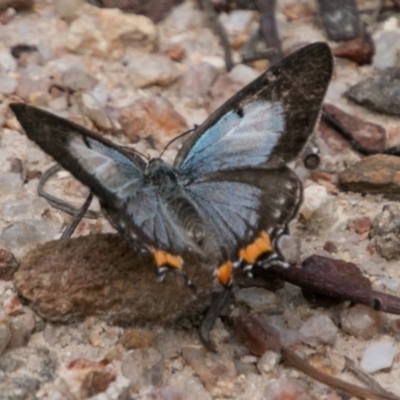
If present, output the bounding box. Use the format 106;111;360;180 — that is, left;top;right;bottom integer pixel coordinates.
61;193;93;239
200;260;234;352
200;286;232;352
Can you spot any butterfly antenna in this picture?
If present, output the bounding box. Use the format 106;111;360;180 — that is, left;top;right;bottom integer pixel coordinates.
159;127;195;159
121;145;150;161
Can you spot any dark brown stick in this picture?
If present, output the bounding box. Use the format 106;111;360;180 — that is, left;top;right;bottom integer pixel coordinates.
282;347;399;400
255;0;282;63
200;0;234;71
269;262;400;315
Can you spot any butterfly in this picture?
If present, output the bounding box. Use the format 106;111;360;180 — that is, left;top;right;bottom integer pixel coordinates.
10;43;332;294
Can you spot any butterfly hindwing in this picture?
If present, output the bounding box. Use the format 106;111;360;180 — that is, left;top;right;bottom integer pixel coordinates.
184;167;302;265
174;42;333;177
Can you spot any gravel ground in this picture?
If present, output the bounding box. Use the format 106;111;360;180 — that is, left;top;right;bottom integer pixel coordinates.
1;0;400;399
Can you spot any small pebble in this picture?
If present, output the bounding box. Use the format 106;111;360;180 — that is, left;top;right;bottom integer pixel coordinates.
300;184;345;233
75;92;112;130
54;0;84;22
345;68;400;117
0;307;11;355
7;307;36;350
121;348;164;390
323;103;386;153
256;351;281;374
66;4;157;58
228;64;259;85
353;216;371;235
317;0;360;41
234;287;277;313
61;67;98;91
361;341;396;373
339;155;400;198
340;304;384;339
120;328;156;349
0;74;17;94
119;96;187;149
299;315;338;347
371;204;400;260
126;53;182;88
373;30;400;69
333;34;374;65
179;63;219;100
0;50;17;72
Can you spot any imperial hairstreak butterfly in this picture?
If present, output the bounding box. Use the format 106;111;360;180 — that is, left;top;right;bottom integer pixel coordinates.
10;42;332;311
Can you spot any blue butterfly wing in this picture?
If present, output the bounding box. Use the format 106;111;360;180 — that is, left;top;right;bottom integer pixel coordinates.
10;104;196;254
184;168;302;263
174;42;333;177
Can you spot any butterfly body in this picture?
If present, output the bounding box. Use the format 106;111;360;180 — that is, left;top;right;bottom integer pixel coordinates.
10;42;333;289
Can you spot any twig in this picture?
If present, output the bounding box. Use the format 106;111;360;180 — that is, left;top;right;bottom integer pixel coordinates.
255;0;282;63
345;356;397;399
282;347;399;400
38;164;99;219
241;27;278;63
200;0;234;71
268;260;400;315
237;312;400;400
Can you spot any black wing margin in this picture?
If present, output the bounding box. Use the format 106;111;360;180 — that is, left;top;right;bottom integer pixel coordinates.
10;104;146;205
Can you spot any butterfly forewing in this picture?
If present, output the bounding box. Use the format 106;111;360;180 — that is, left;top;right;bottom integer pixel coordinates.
174;42;333;176
10;104;197;255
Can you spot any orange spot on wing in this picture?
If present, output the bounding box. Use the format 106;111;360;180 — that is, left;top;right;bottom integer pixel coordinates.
151;248;183;271
217;261;233;287
239;231;272;264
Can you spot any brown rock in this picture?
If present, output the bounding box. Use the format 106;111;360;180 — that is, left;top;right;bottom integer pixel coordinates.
333;34;374;65
119;96;188;150
121;348;164;390
339;154;400;197
323;241;337;254
120;328;156;349
352;216;371;235
66;359;116;398
317;119;354;159
127;54;182;88
323;104;386;153
16;77;50;100
340;304;384;339
6;308;36;350
0;248;19;281
65;4;157;58
181;346;236;391
283;3;316;21
164;44;185;62
179;63;219;101
371;204;400;260
0;0;33;11
14;234;214;325
235;312;281;356
99;0;184;22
